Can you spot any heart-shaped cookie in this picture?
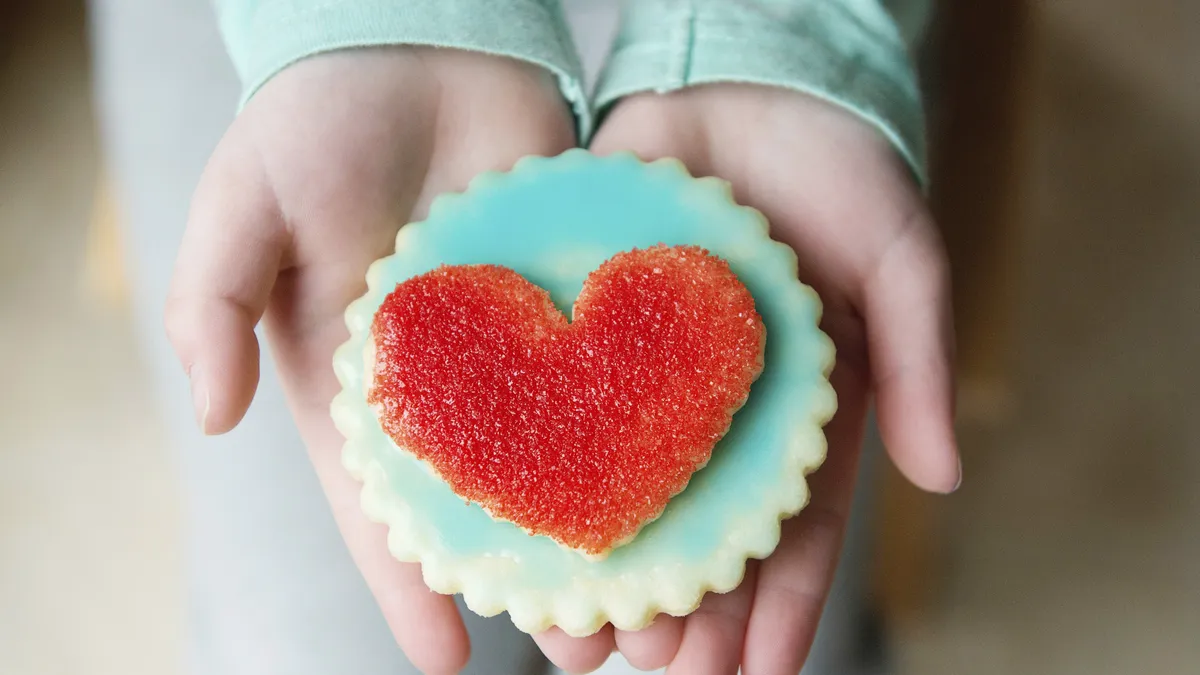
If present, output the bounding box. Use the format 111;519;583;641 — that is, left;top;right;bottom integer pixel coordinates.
367;244;765;557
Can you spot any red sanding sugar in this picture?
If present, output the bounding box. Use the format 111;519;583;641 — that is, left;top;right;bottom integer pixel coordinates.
368;245;765;556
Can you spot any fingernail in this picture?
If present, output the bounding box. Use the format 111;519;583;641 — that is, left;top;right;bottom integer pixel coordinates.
950;455;963;493
190;370;210;434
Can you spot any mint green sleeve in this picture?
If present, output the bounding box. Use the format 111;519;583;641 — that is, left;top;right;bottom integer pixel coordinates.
594;0;930;185
212;0;591;138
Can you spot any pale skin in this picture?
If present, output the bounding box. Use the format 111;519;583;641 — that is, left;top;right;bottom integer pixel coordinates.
166;48;959;675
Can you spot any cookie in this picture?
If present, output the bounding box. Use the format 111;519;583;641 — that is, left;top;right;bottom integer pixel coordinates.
332;150;835;636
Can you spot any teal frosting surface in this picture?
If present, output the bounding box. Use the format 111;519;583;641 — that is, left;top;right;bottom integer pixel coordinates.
335;150;834;601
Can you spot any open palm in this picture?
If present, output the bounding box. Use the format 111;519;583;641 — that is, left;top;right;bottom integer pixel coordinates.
533;85;961;674
165;48;575;675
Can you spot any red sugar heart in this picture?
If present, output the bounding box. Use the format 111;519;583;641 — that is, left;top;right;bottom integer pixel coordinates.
368;245;765;557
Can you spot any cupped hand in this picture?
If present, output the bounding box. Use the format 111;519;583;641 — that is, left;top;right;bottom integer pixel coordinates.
164;48;575;675
535;85;961;674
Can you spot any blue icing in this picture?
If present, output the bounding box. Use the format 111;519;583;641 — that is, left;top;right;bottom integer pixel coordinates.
351;151;827;588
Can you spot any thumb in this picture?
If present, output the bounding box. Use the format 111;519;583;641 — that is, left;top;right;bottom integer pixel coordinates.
165;133;286;434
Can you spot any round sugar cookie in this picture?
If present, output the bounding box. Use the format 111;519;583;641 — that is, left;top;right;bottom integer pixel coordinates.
332;150;836;637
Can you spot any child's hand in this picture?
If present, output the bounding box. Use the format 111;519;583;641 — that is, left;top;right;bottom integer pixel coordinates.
164;48;574;674
535;85;961;673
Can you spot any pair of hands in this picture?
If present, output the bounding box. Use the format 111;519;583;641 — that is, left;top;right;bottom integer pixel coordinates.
166;48;959;675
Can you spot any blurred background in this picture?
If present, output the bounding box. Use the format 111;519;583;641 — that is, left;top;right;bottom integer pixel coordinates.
1;1;1196;674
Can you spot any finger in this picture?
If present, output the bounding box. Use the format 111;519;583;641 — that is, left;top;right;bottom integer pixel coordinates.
534;625;616;674
274;333;471;673
374;573;469;675
615;614;685;671
164;130;285;434
742;348;870;674
666;566;757;675
864;211;961;493
345;503;471;674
